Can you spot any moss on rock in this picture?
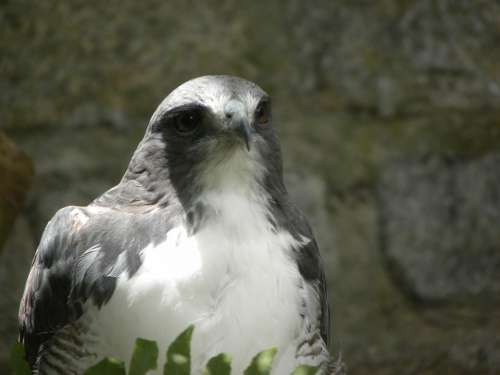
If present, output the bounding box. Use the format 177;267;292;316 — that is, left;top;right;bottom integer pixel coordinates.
0;133;33;251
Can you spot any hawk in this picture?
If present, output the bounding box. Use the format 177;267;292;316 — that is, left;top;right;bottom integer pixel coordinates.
19;76;331;374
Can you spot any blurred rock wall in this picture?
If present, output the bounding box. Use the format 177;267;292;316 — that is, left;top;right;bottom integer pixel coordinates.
0;133;33;250
1;1;500;374
3;0;499;127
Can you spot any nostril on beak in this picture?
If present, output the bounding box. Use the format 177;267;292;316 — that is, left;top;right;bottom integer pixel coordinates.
224;100;244;123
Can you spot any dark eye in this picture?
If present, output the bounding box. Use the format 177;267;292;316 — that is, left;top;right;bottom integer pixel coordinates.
173;110;201;135
255;99;271;126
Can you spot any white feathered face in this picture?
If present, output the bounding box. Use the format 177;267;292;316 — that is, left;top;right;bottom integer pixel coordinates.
146;75;284;196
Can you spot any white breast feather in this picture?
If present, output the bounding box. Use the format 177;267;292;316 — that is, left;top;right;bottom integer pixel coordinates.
88;152;315;374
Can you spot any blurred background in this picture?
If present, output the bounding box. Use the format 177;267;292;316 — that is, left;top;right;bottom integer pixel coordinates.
1;1;500;374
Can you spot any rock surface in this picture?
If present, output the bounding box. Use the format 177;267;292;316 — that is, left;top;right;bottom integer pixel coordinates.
0;132;33;251
378;155;500;305
0;133;33;371
2;1;499;127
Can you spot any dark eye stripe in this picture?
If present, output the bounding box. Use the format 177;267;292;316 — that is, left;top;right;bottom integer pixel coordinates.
153;104;207;132
255;98;271;126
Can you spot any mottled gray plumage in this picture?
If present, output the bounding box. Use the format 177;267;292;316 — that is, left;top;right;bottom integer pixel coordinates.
19;75;331;374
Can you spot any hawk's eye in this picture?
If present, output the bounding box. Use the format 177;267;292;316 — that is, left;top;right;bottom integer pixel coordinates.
255;99;271;126
173;110;201;135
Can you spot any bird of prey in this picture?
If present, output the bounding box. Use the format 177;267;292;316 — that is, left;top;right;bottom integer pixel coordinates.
19;76;331;374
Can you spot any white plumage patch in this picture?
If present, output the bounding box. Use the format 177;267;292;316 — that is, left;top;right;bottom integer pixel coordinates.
86;149;317;374
91;201;306;373
139;227;203;282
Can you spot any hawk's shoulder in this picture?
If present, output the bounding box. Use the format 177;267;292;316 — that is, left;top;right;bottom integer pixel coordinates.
18;205;91;367
19;203;177;367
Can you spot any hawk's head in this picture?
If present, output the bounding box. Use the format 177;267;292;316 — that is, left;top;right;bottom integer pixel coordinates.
135;75;285;206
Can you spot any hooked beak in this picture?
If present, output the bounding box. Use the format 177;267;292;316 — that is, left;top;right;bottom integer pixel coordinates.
224;100;252;151
233;118;251;151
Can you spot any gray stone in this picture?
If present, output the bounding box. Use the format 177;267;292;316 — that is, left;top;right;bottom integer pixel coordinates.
0;132;33;251
378;153;500;304
3;1;500;129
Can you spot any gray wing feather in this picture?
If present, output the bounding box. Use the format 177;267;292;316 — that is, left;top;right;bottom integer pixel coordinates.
19;207;85;368
19;203;173;369
18;207;124;369
297;236;330;346
272;198;331;345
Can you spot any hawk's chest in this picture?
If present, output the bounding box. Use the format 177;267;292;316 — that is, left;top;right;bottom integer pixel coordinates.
94;193;305;373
